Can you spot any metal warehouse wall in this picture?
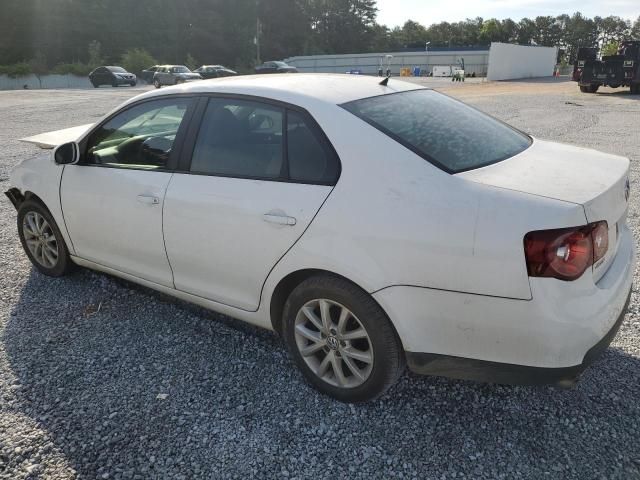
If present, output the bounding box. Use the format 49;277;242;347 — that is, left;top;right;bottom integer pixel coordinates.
284;50;489;76
487;43;558;81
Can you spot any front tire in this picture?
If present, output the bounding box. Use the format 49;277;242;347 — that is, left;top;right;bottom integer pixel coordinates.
282;274;405;402
17;200;74;277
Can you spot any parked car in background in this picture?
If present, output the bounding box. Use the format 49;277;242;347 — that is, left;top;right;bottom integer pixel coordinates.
254;61;298;74
88;66;136;87
152;65;202;88
6;75;633;402
194;65;238;79
140;65;160;83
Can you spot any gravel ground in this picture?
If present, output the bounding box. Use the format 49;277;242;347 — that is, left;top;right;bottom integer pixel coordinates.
0;80;639;479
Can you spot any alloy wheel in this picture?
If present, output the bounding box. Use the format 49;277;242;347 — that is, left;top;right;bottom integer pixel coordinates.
22;211;59;268
294;299;373;388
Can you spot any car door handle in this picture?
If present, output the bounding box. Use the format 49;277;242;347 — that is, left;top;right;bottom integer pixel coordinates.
137;194;160;205
263;213;297;226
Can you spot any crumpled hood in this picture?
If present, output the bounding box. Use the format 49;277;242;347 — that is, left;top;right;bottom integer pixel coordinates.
20;124;94;149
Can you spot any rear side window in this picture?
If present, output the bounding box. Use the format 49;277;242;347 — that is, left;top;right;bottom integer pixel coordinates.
287;111;339;184
342;89;531;173
191;99;285;179
190;98;340;185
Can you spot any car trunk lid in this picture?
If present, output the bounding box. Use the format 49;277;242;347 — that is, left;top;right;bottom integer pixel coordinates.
458;138;630;281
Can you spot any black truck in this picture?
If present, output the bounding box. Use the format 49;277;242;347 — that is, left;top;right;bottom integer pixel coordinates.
573;41;640;94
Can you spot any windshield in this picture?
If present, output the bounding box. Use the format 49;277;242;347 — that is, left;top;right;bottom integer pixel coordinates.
107;66;126;73
342;89;531;173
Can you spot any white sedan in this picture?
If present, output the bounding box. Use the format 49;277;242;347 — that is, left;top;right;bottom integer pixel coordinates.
6;74;634;402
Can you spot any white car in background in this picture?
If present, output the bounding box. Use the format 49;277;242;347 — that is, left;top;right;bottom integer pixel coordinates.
6;74;634;402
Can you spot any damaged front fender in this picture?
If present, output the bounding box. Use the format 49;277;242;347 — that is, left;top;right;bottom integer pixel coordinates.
4;188;24;210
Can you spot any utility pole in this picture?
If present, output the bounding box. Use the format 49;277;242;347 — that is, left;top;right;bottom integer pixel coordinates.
256;16;261;65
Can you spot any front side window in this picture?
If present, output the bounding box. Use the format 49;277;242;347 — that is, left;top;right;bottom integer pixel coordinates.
190;99;284;179
342;89;531;173
85;98;192;169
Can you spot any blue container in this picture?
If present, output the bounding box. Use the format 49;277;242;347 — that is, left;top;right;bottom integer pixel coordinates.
413;66;421;77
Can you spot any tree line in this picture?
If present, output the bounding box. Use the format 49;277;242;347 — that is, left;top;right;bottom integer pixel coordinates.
1;0;639;76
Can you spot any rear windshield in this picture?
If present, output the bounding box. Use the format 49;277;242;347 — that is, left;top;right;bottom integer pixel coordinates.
342;89;531;173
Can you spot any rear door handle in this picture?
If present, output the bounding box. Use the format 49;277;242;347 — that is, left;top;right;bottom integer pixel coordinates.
263;213;297;226
137;194;160;205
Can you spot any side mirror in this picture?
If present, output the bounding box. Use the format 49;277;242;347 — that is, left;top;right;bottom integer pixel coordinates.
53;142;79;165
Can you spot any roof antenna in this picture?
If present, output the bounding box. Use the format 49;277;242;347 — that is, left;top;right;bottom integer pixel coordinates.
379;76;390;86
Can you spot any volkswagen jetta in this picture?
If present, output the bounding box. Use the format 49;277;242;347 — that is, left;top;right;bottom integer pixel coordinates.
5;74;634;402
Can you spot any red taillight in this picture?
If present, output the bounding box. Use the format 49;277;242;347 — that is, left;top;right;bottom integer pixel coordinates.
524;221;608;281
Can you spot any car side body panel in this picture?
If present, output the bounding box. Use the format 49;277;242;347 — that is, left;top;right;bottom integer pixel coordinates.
163;174;333;311
374;221;634;367
260;105;587;303
61;166;175;287
9;152;76;255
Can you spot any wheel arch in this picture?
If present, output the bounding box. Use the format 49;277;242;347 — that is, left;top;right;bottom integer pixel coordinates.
268;268;400;341
21;190;76;256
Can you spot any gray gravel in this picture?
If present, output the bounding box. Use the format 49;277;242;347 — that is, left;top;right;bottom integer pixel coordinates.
0;81;639;479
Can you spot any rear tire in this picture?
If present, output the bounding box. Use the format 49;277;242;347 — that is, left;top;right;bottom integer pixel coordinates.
282;274;405;402
153;79;161;89
580;84;599;93
631;83;640;95
17;200;75;277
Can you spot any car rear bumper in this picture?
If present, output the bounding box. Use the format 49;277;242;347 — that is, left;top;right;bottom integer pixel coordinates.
373;223;635;384
405;287;630;385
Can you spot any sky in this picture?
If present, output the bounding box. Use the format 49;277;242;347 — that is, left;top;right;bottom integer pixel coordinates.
375;0;640;27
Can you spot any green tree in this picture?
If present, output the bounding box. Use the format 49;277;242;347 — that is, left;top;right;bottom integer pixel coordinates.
306;0;378;54
87;40;103;67
632;16;640;39
601;41;619;56
517;18;537;45
397;20;428;48
185;53;198;70
29;51;48;87
121;48;157;76
594;16;630;45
